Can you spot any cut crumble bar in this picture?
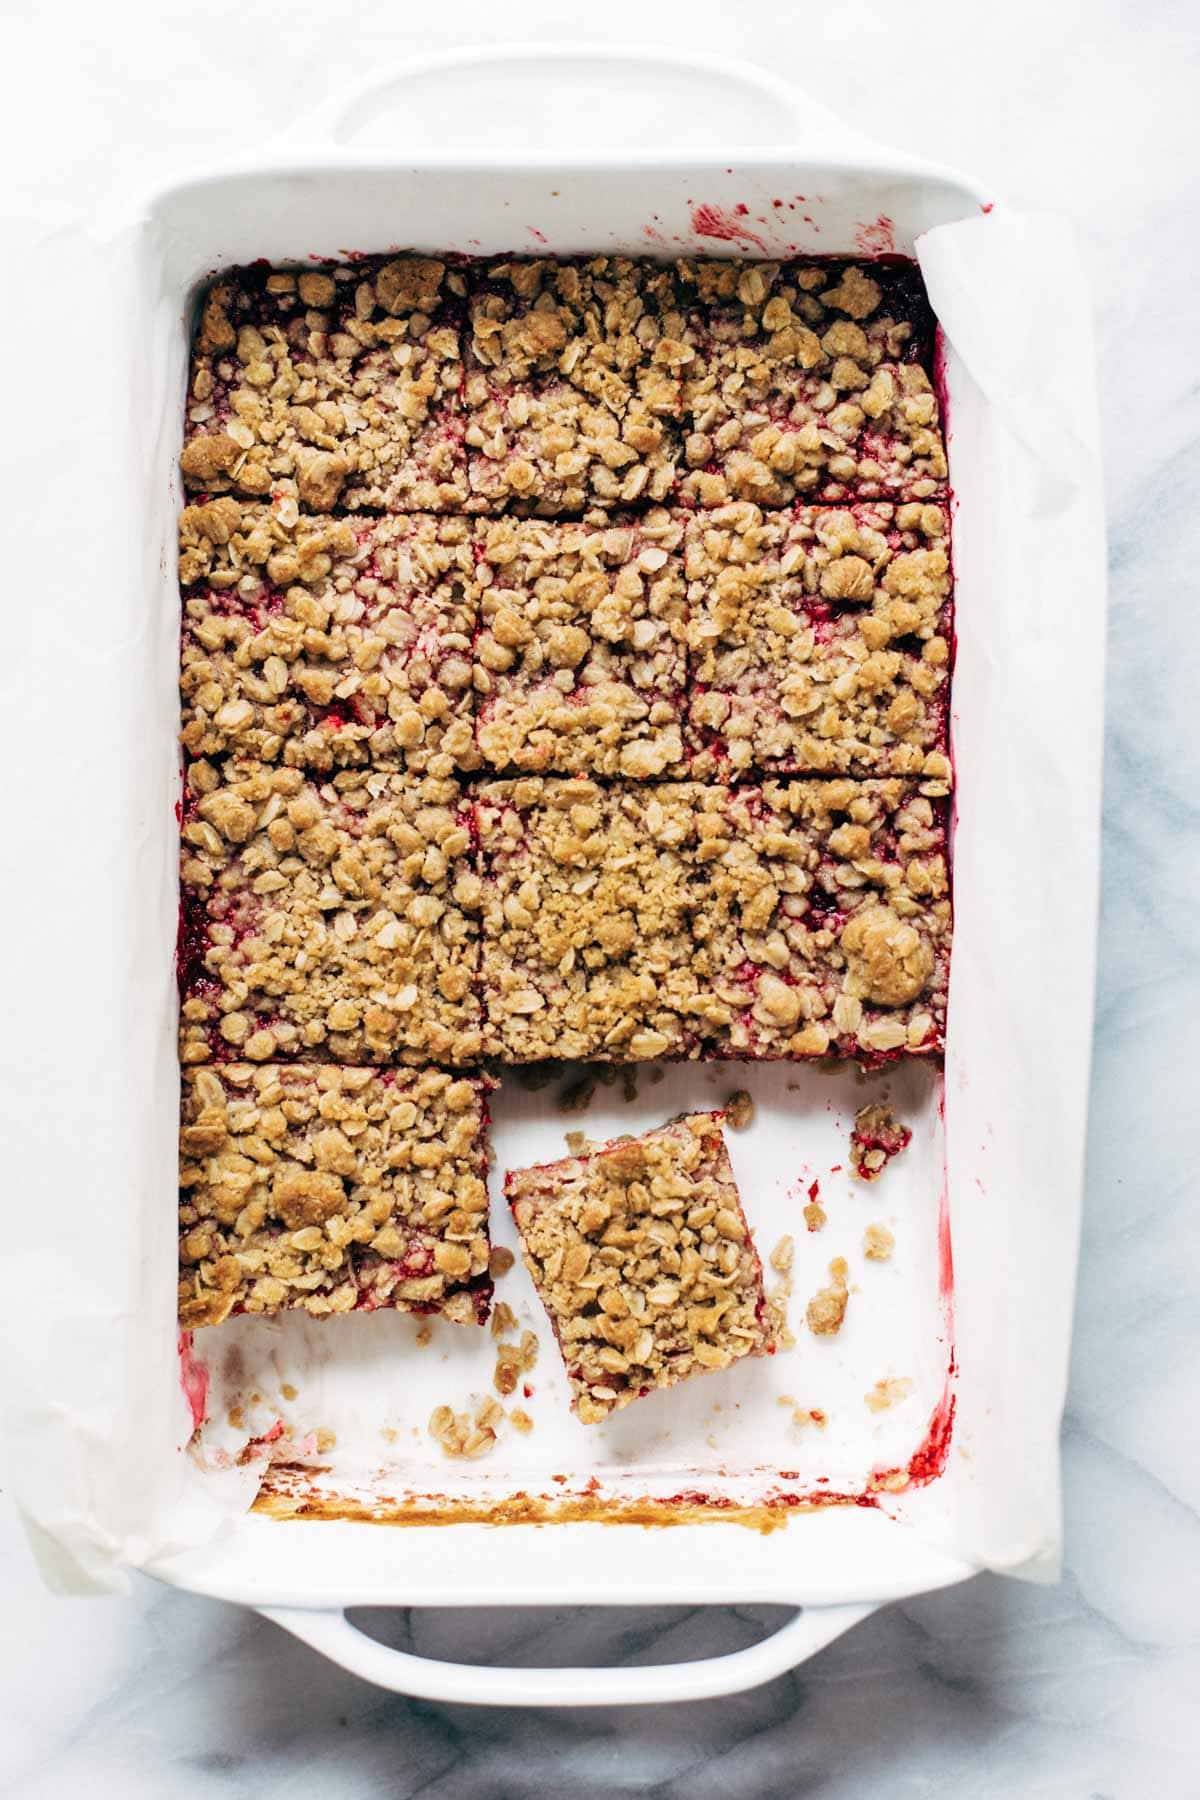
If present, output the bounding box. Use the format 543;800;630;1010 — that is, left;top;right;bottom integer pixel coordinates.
475;778;716;1062
506;1111;770;1422
679;260;946;508
685;500;952;782
464;257;694;516
178;761;481;1067
179;499;477;774
697;779;950;1061
474;509;688;777
178;1063;491;1328
180;259;466;513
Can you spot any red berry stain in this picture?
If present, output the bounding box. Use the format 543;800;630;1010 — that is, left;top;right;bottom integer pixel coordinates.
981;201;995;214
526;227;548;244
690;202;769;253
854;215;896;256
178;1332;209;1432
807;1178;821;1203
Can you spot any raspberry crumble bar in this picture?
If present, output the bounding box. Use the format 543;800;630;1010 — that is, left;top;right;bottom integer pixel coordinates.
464;257;694;516
179;499;477;774
180;259;466;513
506;1111;770;1422
474;509;687;777
178;762;481;1067
685;500;952;783
475;778;720;1062
179;1063;492;1327
697;779;950;1060
679;260;946;508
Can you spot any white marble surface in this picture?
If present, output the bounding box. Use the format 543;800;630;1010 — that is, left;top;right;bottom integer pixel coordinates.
3;0;1198;1791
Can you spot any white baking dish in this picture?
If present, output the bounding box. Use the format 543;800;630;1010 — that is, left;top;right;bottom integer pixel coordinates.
7;45;1104;1708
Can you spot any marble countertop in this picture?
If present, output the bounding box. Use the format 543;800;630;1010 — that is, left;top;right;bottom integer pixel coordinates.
3;1;1197;1792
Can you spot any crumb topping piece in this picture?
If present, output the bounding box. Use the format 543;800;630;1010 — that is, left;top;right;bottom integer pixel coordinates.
429;1395;505;1458
679;259;946;508
465;257;695;515
851;1102;914;1180
474;510;688;777
179;761;481;1067
863;1222;896;1261
178;1063;491;1328
179;501;478;774
181;260;467;513
806;1257;850;1337
724;1089;755;1131
685;500;952;785
506;1112;770;1422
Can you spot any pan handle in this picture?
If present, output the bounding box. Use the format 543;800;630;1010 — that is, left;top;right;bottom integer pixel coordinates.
272;43;884;158
257;1601;875;1706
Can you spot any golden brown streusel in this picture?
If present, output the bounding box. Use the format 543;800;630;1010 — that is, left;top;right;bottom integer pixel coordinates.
678;259;946;508
769;1233;794;1275
178;761;481;1067
804;1200;827;1232
697;779;951;1060
429;1396;505;1458
509;1407;534;1433
464;257;696;515
863;1222;896;1261
179;501;478;773
475;778;721;1061
684;500;952;783
474;510;688;777
181;259;466;512
178;1063;491;1328
851;1102;914;1180
806;1257;850;1337
506;1112;770;1422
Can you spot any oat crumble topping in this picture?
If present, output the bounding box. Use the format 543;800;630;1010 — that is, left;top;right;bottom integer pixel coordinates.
698;779;951;1060
181;259;467;513
724;1089;755;1130
806;1257;850;1337
684;500;952;782
474;510;688;776
179;761;481;1066
429;1395;505;1458
176;252;955;1358
678;259;946;508
179;500;478;774
506;1112;770;1422
178;1063;491;1327
475;778;716;1061
465;257;694;515
474;777;949;1064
